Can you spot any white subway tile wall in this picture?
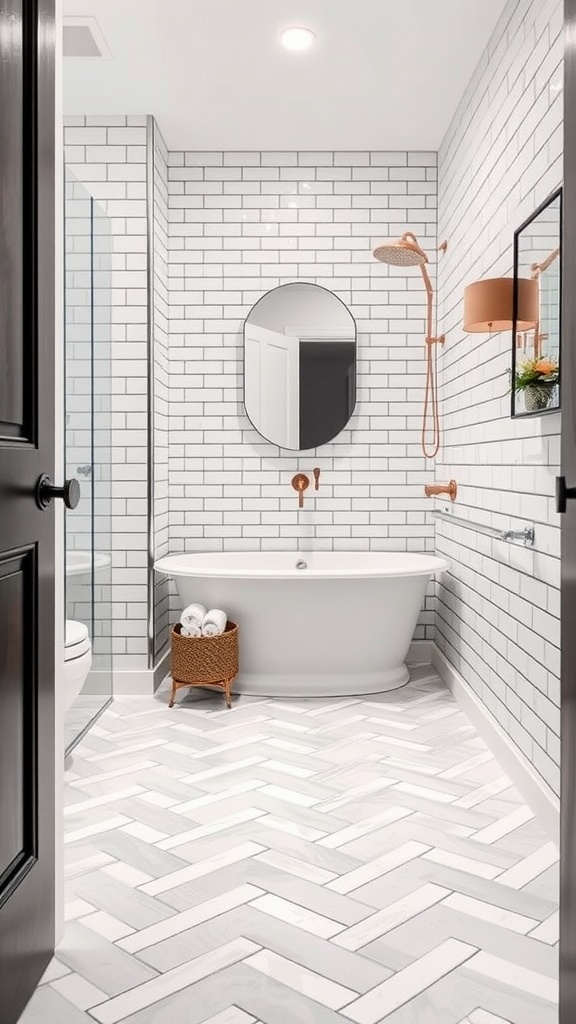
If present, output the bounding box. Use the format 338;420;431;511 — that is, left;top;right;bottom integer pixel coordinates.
167;150;438;638
64;115;151;671
436;0;562;796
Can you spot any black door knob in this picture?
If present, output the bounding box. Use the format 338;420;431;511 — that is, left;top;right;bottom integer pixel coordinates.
35;475;81;511
556;476;576;514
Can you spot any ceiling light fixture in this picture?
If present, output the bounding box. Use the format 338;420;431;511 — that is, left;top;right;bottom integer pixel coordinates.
280;26;317;52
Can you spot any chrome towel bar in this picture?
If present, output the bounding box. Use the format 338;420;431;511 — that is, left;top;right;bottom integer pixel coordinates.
432;510;535;547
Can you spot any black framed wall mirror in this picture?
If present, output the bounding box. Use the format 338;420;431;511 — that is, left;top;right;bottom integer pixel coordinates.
244;283;357;450
512;188;562;417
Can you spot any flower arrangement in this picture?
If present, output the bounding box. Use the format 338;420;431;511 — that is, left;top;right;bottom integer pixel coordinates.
513;356;559;412
514;356;559;390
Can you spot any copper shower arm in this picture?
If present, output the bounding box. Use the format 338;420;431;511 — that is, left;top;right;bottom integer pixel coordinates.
402;231;428;262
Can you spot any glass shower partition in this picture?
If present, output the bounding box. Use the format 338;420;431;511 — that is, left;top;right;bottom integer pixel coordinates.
64;169;113;753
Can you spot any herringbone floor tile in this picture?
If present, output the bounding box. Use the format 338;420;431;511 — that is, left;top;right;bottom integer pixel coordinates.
20;667;558;1023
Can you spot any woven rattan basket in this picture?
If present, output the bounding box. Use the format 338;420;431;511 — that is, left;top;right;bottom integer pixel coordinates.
169;621;239;708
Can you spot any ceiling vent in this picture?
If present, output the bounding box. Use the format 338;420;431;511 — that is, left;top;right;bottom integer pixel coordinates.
63;16;112;59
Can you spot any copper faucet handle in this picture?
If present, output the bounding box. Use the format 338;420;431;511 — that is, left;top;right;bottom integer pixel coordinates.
313;468;320;491
291;473;310;509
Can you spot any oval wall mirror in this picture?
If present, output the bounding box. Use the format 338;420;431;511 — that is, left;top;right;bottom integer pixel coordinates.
244;283;357;450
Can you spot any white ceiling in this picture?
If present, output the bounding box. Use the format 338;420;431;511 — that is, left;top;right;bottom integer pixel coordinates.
63;0;508;151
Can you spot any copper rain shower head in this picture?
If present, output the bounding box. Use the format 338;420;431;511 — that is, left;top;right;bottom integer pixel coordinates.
373;232;429;267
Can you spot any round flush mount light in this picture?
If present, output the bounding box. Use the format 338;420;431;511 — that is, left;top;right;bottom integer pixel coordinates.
280;26;317;52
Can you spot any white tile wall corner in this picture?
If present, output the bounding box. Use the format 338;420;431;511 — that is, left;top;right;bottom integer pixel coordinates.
64;115;151;671
152;121;171;658
436;0;563;797
167;150;439;638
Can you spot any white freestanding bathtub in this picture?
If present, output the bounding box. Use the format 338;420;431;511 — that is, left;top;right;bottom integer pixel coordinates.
154;551;448;697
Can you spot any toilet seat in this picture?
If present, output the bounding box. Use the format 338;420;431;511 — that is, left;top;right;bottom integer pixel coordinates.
65;619;91;662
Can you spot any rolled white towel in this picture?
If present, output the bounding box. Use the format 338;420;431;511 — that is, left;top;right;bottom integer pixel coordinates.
180;624;201;638
202;609;227;637
181;603;206;631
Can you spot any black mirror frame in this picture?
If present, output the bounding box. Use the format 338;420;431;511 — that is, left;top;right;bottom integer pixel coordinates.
511;187;562;419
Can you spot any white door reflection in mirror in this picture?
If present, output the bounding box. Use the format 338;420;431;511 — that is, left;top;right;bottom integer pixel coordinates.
244;283;357;450
244;324;300;450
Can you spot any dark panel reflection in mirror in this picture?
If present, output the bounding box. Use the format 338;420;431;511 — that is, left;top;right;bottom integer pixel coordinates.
244;283;357;450
512;188;562;417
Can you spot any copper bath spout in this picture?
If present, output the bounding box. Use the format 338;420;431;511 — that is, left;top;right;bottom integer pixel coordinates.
425;480;458;502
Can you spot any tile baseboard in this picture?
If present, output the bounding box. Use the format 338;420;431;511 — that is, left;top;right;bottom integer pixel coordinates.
432;643;559;846
115;644;430;697
113;651;170;696
407;640;432;665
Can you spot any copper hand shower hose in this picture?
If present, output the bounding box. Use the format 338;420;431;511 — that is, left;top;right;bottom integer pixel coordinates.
373;232;445;459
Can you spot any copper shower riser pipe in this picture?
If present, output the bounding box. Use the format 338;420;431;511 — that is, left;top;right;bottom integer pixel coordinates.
420;260;442;459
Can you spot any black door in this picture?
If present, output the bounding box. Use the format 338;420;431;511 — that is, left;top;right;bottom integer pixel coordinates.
0;1;57;1021
561;0;576;1017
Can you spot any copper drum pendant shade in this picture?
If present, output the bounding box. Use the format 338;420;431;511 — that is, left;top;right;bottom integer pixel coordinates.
463;277;539;333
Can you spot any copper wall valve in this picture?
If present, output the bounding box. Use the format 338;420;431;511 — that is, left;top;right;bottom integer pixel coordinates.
292;473;310;509
424;479;458;502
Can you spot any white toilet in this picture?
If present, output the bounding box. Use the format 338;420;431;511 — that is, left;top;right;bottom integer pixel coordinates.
64;619;92;710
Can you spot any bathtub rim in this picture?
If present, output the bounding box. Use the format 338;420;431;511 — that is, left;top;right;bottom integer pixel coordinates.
154;551;449;581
